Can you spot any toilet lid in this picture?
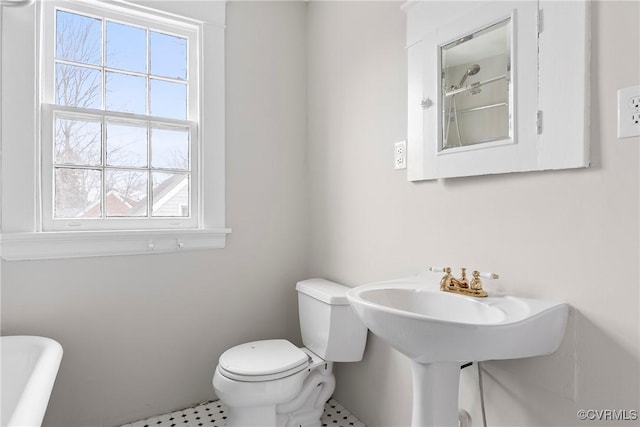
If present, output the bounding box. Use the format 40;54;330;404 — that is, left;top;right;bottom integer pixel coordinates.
218;339;309;381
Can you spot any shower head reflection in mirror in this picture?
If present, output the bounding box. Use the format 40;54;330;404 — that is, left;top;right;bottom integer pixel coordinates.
441;17;511;150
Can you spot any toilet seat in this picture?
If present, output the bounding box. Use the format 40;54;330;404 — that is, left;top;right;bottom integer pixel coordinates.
218;339;310;382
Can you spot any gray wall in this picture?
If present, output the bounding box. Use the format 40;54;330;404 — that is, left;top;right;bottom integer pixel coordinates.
307;1;639;426
0;2;308;426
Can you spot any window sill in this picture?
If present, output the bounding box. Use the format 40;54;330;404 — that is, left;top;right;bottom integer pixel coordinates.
0;228;231;261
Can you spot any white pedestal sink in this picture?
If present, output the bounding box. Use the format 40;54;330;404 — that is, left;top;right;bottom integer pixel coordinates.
346;272;568;427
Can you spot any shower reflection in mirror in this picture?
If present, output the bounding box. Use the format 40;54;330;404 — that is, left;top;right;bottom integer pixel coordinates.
440;16;513;151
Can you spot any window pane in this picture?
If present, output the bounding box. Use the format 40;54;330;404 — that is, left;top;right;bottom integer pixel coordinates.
56;64;102;109
56;10;101;65
150;31;187;80
151;127;189;170
106;72;147;114
106;169;148;217
54;168;102;218
55;117;102;166
150;79;186;119
152;172;189;217
106;122;148;167
106;21;147;73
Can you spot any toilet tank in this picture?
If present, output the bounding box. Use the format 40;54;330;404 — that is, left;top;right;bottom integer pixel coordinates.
296;278;367;362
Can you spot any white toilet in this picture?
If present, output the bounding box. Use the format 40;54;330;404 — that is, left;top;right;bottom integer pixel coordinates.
212;278;368;427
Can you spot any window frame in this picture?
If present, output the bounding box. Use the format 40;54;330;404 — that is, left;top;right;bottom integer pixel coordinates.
0;0;229;260
40;0;200;231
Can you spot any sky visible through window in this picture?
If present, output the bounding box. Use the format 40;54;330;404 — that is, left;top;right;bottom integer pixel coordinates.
53;9;192;219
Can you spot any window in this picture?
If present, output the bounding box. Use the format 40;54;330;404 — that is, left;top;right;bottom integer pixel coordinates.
0;0;228;260
41;0;199;230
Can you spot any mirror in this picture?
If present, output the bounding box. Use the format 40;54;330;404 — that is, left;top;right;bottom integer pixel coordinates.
405;1;589;181
440;17;512;151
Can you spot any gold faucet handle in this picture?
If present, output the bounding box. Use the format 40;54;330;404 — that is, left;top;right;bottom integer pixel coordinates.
470;270;499;291
429;266;451;273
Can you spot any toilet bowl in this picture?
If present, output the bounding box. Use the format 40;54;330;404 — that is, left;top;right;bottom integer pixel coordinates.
213;341;335;427
212;279;368;427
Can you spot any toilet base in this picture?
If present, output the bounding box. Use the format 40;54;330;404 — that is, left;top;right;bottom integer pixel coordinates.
279;406;323;427
226;404;277;427
224;397;328;427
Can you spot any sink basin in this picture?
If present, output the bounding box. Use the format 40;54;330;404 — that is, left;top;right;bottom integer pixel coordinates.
347;276;568;364
358;287;507;324
346;272;569;427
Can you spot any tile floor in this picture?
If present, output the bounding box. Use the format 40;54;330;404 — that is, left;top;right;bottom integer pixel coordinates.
121;398;365;427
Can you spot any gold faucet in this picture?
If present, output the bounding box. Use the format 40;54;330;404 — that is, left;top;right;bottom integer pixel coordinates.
431;267;498;298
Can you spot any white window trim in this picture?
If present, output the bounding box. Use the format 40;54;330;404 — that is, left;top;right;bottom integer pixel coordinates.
0;0;230;260
0;229;229;260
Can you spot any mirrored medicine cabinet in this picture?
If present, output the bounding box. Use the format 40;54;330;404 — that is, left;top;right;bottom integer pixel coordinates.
404;1;590;180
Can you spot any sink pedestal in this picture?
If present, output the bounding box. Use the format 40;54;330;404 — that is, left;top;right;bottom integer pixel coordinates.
410;361;460;427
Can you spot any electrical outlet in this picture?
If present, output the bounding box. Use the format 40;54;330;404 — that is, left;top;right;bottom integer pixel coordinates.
394;141;406;170
618;85;640;138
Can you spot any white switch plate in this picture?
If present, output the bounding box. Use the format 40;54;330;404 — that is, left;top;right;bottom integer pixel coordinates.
394;140;407;170
618;85;640;138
